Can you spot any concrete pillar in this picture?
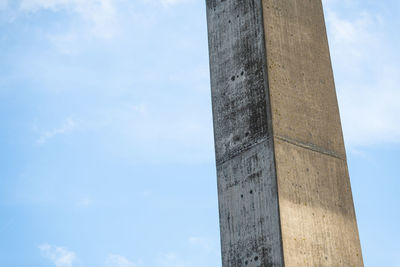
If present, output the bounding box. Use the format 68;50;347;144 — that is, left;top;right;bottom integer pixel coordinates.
206;1;363;266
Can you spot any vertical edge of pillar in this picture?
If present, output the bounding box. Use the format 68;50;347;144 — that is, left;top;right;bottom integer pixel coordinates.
261;0;364;265
206;0;284;266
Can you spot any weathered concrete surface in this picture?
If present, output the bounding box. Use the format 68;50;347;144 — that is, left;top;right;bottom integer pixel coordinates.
274;140;363;266
206;1;283;266
206;0;363;266
261;0;364;265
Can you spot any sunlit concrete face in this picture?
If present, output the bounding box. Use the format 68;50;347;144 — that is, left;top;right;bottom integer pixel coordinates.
206;0;363;266
261;0;363;265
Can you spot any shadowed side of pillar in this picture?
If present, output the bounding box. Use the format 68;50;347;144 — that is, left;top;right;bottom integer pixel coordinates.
206;0;284;266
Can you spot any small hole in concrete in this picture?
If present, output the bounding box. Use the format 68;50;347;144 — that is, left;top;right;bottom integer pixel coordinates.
249;190;253;194
254;256;258;261
231;76;235;81
241;194;243;198
240;71;244;76
245;260;248;265
228;20;231;23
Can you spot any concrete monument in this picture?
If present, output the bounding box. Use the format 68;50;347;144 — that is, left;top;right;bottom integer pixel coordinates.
206;1;364;266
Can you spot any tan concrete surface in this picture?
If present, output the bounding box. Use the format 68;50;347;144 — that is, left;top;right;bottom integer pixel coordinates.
262;0;364;265
262;0;346;158
274;139;363;266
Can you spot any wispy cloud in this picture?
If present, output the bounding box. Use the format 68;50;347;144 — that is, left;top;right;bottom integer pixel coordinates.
324;3;400;147
19;0;119;39
36;118;77;145
39;244;77;267
338;67;400;147
106;254;136;267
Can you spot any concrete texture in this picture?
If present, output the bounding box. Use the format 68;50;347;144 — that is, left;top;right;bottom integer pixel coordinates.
206;0;363;266
206;1;283;266
261;0;363;265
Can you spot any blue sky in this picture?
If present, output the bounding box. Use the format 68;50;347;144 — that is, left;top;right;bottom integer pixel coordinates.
0;0;398;266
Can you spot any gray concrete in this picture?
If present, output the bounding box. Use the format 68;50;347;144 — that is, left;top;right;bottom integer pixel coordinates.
206;0;363;266
206;1;283;266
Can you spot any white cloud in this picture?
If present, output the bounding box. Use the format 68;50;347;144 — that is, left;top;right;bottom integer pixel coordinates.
106;254;136;267
36;118;77;145
19;0;119;39
325;9;379;70
324;4;400;147
39;244;77;267
338;67;400;147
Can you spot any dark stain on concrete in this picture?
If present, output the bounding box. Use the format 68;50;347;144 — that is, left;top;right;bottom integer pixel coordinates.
206;1;284;266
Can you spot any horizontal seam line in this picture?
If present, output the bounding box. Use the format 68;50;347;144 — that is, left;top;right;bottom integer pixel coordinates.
275;135;345;160
216;137;271;166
